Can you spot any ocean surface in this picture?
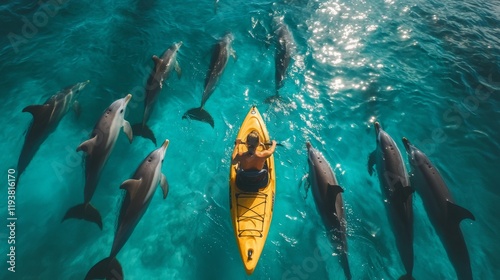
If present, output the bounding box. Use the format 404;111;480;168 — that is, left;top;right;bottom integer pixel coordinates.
0;0;499;279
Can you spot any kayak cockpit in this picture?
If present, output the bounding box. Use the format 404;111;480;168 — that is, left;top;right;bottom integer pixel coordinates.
236;167;269;192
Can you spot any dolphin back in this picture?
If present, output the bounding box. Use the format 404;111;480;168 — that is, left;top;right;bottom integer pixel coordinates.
85;257;122;280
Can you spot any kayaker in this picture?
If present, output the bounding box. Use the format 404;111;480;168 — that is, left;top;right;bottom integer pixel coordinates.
231;130;277;171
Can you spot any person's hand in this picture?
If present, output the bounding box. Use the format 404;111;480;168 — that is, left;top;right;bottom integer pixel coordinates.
271;140;277;145
235;138;242;145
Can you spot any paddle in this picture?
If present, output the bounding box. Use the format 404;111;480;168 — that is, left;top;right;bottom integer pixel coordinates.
238;141;284;147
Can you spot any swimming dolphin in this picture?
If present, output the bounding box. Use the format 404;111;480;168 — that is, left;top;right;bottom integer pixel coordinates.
182;33;236;127
132;42;182;145
85;139;169;280
402;137;475;280
306;142;351;280
63;94;133;229
368;122;414;280
15;81;89;187
274;20;294;93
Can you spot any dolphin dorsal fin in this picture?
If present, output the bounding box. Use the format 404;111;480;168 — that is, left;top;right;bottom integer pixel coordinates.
160;174;169;199
76;136;97;155
22;104;49;118
152;55;162;65
120;179;142;200
327;183;344;197
447;200;475;224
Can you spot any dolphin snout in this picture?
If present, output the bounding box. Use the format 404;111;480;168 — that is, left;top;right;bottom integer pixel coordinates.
224;32;234;42
306;141;312;150
374;122;381;134
402;137;412;153
124;94;132;104
76;80;90;91
161;139;170;149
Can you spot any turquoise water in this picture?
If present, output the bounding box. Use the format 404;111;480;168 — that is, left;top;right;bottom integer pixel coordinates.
0;0;499;279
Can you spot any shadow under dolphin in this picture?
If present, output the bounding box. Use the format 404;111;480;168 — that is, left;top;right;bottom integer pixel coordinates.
16;80;89;188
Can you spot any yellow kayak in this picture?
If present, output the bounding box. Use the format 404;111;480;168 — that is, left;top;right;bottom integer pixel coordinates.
229;106;276;275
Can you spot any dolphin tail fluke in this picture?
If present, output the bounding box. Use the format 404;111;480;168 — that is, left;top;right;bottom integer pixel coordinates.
397;274;415;280
85;257;123;280
131;123;157;146
182;107;214;128
62;203;103;230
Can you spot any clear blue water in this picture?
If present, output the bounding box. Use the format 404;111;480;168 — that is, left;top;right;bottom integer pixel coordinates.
0;0;499;279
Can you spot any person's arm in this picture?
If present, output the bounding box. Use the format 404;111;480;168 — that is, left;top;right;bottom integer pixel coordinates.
231;138;242;164
259;140;277;158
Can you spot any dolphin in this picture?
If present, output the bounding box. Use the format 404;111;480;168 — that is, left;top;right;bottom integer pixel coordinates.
63;94;133;229
368;122;414;280
306;142;351;280
402;137;475;280
16;80;89;187
266;18;294;102
182;33;236;127
85;140;169;280
132;41;182;146
274;20;293;93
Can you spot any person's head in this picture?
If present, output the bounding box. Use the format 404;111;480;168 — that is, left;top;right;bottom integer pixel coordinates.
246;131;259;151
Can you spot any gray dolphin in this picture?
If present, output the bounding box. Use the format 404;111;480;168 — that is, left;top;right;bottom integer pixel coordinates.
63;94;133;229
182;33;236;127
402;137;475;280
274;20;293;93
132;42;182;145
306;142;351;280
368;122;414;280
16;80;89;187
85;139;169;280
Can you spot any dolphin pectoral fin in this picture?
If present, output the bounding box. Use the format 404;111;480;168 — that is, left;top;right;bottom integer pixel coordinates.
123;120;133;143
175;61;182;79
120;179;142;200
368;151;376;176
77;136;97;155
446;201;475;224
62;203;103;230
131;123;157;146
160;173;169;199
22;104;49;117
85;257;122;280
230;48;237;61
152;55;161;65
72;101;81;118
183;107;214;127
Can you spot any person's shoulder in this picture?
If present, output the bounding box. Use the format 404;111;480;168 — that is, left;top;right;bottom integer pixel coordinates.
256;150;270;157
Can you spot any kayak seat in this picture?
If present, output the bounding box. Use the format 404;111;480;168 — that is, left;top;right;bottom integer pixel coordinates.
236;168;269;192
